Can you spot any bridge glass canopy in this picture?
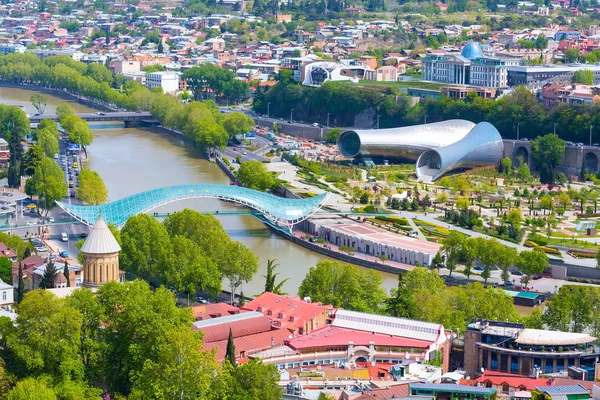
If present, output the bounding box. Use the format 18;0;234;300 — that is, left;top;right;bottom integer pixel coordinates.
57;184;328;227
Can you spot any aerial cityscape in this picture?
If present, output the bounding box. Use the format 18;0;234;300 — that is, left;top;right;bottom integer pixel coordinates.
1;0;600;399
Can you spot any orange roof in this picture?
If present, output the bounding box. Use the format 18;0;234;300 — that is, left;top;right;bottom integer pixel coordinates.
242;293;333;332
191;302;241;320
460;371;552;391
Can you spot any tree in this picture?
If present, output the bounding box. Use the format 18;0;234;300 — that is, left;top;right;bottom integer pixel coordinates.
387;267;446;318
325;128;342;144
543;285;595;332
16;262;23;304
30;158;67;214
500;157;512;175
523;307;544;329
535;34;548;50
56;104;75;121
564;48;580;63
96;280;193;395
36;128;58;158
0;256;11;284
1;290;83;382
517;162;531;182
120;214;172;280
29;94;48;115
75;169;108;205
128;329;217;400
263;259;289;295
39;261;57;289
21;145;43;176
7;377;56;400
60;115;94;152
496;246;518;283
63;260;70;287
442;231;464;276
208;359;281;400
572;69;594;85
516;249;549;287
221;241;259;304
226;328;236;367
530;134;565;184
299;261;386;313
236;160;275;191
166;235;222;299
221;112;254;139
506;209;522;229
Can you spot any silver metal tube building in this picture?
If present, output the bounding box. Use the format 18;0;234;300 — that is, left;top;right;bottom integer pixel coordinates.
337;119;504;181
337;120;476;160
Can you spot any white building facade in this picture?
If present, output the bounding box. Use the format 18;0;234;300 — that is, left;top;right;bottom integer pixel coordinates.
145;71;180;94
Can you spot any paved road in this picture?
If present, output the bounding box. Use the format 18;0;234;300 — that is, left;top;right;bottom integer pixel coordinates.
29;111;153;123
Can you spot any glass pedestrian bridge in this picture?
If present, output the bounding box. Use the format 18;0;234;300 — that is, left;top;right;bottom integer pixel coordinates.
56;184;329;229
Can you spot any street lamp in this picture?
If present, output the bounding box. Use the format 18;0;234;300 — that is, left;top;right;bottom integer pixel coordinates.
516;121;520;141
267;102;271;119
290;108;294;123
377;114;380;129
424;114;429;124
327;112;331;128
553;122;558;135
591;125;595;147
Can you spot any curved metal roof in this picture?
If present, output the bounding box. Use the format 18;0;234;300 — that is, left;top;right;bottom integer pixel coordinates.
416;122;503;182
461;41;484;60
337;119;475;160
56;184;328;227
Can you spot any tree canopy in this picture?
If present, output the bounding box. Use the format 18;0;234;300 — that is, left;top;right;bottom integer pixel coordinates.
236;160;275;191
75;169;108;205
530;133;565;184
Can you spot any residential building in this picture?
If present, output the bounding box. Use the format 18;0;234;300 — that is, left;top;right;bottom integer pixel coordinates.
302;61;373;86
32;262;83;289
375;66;398;82
543;83;600;108
146;71;179;94
0;278;13;308
0;44;25;55
463;319;599;380
242;292;334;336
508;65;600;90
114;60;141;75
359;55;378;69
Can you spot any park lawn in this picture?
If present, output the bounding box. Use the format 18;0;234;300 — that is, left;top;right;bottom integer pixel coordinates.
545;236;600;250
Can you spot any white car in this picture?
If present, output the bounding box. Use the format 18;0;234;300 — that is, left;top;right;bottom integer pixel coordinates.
48;217;55;223
54;154;58;159
61;232;68;242
25;221;37;226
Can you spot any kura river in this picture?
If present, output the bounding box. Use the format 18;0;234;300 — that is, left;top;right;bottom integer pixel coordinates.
0;86;399;295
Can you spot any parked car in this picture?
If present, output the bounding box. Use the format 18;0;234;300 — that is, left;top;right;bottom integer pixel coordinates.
511;270;523;276
533;274;543;280
25;221;37;226
59;250;69;258
196;297;208;304
61;232;68;242
473;265;484;271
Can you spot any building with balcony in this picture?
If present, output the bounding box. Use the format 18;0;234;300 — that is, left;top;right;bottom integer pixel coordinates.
250;309;452;372
146;71;179;94
464;320;598;380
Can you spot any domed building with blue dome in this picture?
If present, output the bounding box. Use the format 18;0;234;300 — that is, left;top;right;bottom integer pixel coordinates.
461;41;484;60
422;41;520;88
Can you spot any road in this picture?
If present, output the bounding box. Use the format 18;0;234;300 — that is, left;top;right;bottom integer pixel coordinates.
28;111;153;123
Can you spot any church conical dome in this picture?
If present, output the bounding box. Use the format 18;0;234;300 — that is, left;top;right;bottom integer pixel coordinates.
80;215;121;254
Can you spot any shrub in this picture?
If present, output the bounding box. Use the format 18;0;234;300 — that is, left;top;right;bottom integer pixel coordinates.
528;236;548;246
539;246;561;256
524;240;539;248
222;157;231;166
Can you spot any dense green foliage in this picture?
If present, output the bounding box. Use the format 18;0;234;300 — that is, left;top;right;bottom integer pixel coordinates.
236;160;276;191
298;260;387;313
0;283;281;398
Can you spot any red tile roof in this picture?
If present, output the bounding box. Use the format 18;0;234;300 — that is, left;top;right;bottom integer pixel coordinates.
206;327;292;360
243;293;333;332
191;302;241;320
353;383;410;399
195;314;273;343
286;326;432;351
460;371;552;391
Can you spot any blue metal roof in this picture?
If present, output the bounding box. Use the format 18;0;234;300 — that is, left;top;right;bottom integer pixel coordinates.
461;41;484;60
56;184;328;227
536;385;590;396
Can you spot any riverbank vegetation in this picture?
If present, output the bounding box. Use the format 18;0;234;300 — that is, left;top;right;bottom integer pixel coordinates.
0;282;281;399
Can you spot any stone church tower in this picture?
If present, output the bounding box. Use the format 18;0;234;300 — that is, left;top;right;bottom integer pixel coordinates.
81;215;121;287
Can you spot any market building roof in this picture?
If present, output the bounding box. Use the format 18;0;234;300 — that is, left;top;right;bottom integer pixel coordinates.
535;385;590;396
